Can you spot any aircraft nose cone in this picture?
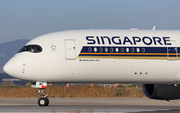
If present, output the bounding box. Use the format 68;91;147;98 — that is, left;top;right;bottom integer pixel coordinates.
3;62;14;76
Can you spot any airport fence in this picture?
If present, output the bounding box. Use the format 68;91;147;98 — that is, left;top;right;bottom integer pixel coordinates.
0;83;146;98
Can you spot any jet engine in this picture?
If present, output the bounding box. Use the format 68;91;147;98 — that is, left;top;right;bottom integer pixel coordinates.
142;84;180;100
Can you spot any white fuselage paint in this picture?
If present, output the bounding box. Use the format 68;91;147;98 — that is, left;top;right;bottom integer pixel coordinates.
3;30;180;84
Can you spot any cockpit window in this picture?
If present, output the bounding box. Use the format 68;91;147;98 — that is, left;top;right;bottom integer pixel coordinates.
18;45;42;53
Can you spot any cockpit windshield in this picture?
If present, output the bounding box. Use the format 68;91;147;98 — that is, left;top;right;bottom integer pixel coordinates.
18;45;42;53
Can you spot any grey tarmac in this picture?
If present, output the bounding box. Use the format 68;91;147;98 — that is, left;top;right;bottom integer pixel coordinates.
0;98;180;113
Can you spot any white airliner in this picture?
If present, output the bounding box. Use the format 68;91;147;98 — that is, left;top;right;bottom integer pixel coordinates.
3;29;180;106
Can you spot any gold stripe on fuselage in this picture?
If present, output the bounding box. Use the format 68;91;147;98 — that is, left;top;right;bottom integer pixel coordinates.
78;56;179;60
79;53;179;55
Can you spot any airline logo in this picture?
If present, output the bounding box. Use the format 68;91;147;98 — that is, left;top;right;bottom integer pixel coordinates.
77;36;179;60
86;36;172;45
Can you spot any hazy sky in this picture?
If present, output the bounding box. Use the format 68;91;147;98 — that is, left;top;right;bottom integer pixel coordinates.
0;0;180;43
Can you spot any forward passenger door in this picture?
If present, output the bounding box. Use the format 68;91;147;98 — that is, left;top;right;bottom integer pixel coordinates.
65;39;76;60
167;40;178;60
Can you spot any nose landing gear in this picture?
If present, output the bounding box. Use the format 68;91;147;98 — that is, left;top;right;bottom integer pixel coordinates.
37;88;49;106
31;82;49;106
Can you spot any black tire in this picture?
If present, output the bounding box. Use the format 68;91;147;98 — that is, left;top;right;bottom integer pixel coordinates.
38;97;49;106
46;98;49;106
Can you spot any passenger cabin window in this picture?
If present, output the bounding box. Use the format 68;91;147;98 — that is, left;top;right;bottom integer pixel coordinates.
19;45;42;53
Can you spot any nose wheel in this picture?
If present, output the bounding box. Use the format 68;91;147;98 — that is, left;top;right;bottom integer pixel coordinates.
37;88;49;106
31;82;49;106
38;97;49;106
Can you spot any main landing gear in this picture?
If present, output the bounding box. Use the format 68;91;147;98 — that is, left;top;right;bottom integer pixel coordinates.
31;82;49;106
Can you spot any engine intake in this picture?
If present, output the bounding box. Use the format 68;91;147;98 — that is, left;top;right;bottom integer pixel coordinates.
142;84;180;100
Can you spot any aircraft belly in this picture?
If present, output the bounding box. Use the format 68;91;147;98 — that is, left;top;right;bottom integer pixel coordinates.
18;57;180;83
39;59;180;83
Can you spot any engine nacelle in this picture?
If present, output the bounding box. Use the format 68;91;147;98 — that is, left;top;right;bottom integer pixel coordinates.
142;84;180;100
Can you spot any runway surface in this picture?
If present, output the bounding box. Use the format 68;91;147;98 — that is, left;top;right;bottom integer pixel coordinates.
0;98;180;113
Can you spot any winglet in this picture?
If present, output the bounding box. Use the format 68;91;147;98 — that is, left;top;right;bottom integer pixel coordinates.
152;26;156;30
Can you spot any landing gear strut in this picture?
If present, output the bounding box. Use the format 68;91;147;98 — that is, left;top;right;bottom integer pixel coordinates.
31;82;49;106
37;88;49;106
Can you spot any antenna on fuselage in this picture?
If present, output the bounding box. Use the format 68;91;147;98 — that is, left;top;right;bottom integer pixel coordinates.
152;26;156;30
